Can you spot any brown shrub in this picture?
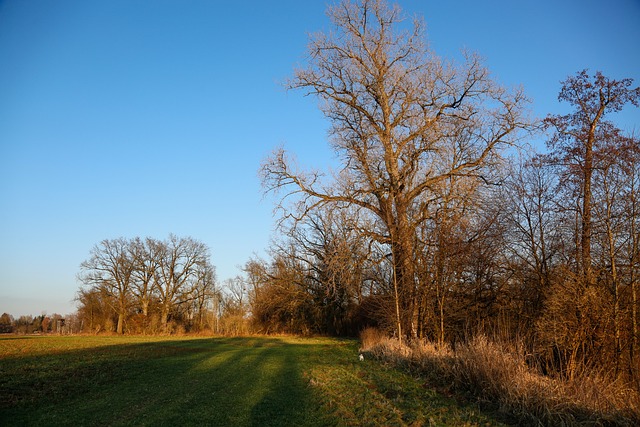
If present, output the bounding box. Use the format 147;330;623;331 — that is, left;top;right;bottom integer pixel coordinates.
360;330;640;426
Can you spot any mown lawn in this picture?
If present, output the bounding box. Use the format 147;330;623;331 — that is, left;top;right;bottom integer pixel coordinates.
0;335;507;426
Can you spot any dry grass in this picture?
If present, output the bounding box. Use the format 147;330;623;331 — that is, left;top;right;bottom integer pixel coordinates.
360;328;640;426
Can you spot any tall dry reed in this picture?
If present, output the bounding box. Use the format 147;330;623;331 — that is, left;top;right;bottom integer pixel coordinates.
359;328;640;426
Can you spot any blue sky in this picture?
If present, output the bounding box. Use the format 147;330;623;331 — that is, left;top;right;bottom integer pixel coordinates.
1;0;639;316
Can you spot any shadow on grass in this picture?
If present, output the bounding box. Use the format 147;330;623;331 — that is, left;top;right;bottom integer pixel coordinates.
1;336;512;426
248;342;333;426
0;336;336;426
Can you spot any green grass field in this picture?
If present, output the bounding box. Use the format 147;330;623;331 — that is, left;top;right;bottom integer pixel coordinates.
0;335;506;426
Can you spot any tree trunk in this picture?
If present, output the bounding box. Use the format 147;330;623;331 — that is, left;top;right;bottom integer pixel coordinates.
607;217;622;375
161;305;170;333
630;170;639;381
631;207;639;380
633;274;639;379
391;216;416;340
116;312;124;335
582;129;594;287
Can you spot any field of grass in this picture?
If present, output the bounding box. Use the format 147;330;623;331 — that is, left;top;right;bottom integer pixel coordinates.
0;335;507;426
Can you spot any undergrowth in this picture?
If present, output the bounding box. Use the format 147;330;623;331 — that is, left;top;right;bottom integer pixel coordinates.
360;328;640;426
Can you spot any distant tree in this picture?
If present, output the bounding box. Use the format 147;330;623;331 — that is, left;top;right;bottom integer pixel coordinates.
14;315;34;334
77;234;216;334
244;258;268;322
76;287;114;333
262;0;529;338
218;276;250;335
248;253;314;335
223;276;247;317
62;313;81;334
41;316;51;333
189;262;218;332
130;237;159;320
259;208;365;335
78;238;135;334
0;312;13;333
153;234;211;332
30;315;43;333
294;207;373;336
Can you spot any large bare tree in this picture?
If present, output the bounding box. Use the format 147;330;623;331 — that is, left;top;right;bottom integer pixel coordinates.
262;0;529;337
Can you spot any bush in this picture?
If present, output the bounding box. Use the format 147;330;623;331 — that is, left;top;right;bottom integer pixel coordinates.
360;329;640;426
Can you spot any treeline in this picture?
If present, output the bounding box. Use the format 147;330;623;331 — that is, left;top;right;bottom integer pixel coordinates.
251;119;640;379
76;234;240;335
252;0;640;388
0;313;76;334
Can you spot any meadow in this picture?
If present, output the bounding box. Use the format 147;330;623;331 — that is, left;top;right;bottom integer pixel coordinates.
0;335;507;426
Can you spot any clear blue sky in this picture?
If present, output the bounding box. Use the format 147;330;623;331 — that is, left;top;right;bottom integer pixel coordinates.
1;0;639;317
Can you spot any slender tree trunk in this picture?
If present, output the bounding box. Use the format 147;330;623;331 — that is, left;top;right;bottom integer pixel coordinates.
435;237;446;347
631;196;639;380
633;273;639;379
392;254;402;342
536;190;550;300
631;169;639;381
582;131;594;287
607;216;622;375
439;292;445;347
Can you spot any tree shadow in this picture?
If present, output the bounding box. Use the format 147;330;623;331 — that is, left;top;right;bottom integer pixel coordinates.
0;336;338;426
249;342;334;426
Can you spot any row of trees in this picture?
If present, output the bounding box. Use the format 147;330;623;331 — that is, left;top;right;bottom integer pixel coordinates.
76;234;221;334
254;0;640;384
0;313;73;334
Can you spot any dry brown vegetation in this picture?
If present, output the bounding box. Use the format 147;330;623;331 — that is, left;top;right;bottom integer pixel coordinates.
360;328;640;426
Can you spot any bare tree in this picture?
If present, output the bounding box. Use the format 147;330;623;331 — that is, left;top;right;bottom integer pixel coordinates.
502;154;561;315
154;234;211;332
544;70;640;287
78;238;135;334
130;237;159;320
247;251;315;335
262;0;529;337
190;262;217;331
243;257;268;322
284;206;375;335
621;135;640;378
223;276;247;317
76;234;216;334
